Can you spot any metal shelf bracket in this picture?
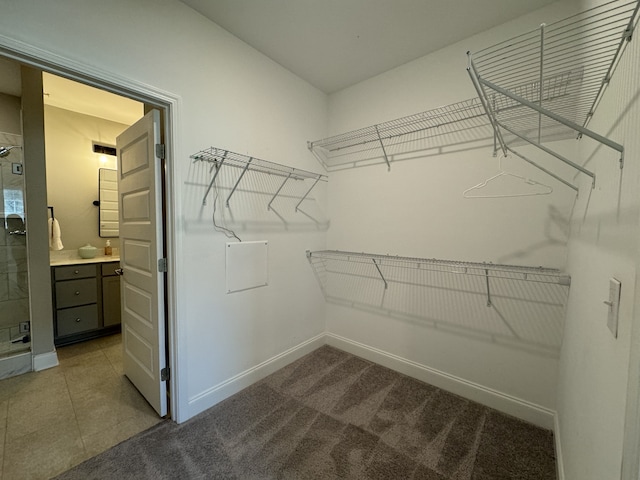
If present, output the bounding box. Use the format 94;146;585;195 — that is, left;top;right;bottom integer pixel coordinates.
485;269;492;307
226;157;252;207
295;175;323;212
374;124;391;171
268;173;292;211
372;258;388;290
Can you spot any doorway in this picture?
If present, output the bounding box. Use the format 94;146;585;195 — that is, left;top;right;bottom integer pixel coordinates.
44;71;144;349
0;52;177;475
39;69;173;418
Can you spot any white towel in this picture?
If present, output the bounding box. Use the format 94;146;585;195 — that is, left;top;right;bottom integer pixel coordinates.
48;218;64;250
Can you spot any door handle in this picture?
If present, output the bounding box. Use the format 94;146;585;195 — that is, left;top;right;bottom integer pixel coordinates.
115;268;124;276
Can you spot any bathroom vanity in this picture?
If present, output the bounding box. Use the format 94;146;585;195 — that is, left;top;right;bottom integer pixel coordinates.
50;252;121;346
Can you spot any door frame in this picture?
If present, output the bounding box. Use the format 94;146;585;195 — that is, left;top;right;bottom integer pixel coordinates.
0;34;186;422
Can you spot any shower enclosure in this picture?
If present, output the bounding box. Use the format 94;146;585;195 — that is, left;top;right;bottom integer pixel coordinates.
0;132;30;379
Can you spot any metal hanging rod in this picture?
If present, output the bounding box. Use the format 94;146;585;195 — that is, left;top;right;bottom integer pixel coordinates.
191;146;327;208
306;250;571;287
467;0;639;184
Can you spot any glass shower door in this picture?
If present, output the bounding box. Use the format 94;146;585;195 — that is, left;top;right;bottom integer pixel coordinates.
0;132;30;363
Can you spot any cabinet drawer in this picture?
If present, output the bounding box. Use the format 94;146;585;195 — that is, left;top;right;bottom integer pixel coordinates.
55;278;97;308
101;262;121;277
57;305;99;336
54;264;96;281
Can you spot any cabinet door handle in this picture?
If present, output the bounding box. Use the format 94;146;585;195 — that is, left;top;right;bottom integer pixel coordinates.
74;291;80;295
75;318;81;322
74;270;79;274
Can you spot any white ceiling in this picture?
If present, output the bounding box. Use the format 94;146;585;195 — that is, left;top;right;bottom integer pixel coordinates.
0;1;560;120
181;0;559;93
42;73;143;126
0;58;143;126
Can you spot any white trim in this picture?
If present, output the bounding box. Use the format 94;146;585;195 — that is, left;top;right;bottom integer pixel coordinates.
554;412;565;480
0;33;177;108
326;333;556;430
0;33;184;423
186;333;326;419
186;332;557;428
32;351;59;371
0;352;32;379
164;97;186;424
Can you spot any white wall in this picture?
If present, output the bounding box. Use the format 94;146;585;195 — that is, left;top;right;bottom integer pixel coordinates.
555;1;640;477
44;105;130;250
0;0;328;421
323;1;586;426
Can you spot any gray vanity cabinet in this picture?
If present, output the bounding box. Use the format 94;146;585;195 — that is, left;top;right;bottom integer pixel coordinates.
101;263;122;327
52;261;121;346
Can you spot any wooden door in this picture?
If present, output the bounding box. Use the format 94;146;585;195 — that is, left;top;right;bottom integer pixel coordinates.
116;109;167;417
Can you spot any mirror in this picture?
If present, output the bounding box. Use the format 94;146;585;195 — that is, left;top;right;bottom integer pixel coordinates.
99;168;119;237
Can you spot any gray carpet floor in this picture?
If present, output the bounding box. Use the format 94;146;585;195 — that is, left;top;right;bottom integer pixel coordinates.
55;345;556;479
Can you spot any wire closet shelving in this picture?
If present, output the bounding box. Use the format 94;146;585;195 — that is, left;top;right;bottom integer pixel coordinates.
467;0;640;187
308;0;639;190
191;146;327;211
308;97;494;171
306;250;571;307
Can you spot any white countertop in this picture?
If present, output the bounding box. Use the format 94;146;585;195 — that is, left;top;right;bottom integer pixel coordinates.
49;250;120;267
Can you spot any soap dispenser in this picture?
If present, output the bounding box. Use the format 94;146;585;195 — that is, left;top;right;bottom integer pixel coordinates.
105;240;112;256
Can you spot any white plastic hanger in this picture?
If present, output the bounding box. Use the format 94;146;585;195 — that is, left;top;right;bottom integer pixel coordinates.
463;155;553;198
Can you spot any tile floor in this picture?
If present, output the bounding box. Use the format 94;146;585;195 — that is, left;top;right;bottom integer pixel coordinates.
0;334;163;480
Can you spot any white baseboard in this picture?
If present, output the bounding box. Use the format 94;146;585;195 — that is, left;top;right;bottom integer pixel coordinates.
185;332;556;430
32;351;59;371
187;333;326;420
554;412;565;480
326;333;556;430
0;352;31;380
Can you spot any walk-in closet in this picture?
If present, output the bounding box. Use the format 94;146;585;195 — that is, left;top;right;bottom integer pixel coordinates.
1;1;640;479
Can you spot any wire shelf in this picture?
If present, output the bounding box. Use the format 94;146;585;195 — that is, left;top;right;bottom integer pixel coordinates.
308;97;497;171
191;146;327;210
467;0;639;185
471;0;639;131
308;93;582;173
306;249;569;354
306;250;571;287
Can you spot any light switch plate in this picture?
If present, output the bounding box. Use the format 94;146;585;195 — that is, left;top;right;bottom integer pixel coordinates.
607;278;621;338
12;163;23;175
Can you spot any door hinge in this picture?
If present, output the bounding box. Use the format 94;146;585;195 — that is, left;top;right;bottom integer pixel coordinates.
161;367;170;382
158;258;167;273
155;143;166;160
